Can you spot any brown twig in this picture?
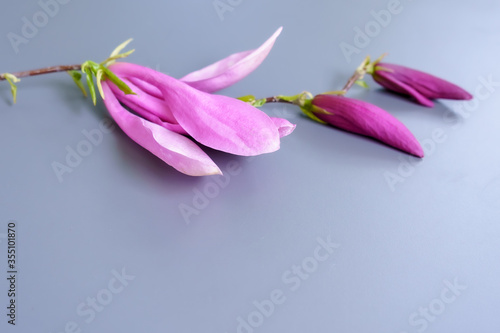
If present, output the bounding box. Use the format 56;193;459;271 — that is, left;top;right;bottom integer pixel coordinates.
0;64;82;80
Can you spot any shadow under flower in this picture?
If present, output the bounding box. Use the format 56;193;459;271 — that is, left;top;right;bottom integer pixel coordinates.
295;113;413;163
107;119;257;193
111;126;203;186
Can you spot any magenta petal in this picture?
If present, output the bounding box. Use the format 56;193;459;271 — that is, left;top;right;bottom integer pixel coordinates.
180;27;282;93
112;88;186;135
101;81;222;176
313;95;424;157
271;117;296;138
374;69;434;107
110;62;281;156
374;63;473;105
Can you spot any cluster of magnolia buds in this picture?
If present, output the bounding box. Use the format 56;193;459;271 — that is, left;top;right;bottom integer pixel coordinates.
0;27;472;176
290;56;473;159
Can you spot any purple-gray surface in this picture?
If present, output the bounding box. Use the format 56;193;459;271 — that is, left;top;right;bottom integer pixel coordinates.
0;0;499;332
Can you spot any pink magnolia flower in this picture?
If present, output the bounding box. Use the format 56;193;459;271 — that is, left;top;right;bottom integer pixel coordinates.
99;28;295;176
372;63;473;107
312;94;424;157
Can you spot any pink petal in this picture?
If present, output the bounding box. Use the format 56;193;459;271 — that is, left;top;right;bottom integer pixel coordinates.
180;27;282;93
112;90;186;134
271;117;296;138
101;81;222;176
313;95;424;157
108;78;183;133
110;62;281;156
128;77;162;100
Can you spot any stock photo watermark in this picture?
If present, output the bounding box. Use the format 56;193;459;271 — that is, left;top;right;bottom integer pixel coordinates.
213;0;244;21
52;267;135;333
399;278;466;333
383;128;447;191
2;220;18;326
339;0;407;63
7;0;73;54
179;159;245;224
229;235;340;333
178;120;293;225
384;74;500;192
51;117;116;183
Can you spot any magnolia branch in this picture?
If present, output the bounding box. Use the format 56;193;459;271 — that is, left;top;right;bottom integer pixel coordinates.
0;65;81;81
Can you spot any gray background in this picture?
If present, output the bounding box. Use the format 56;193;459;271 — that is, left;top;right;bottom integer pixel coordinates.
1;0;499;332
